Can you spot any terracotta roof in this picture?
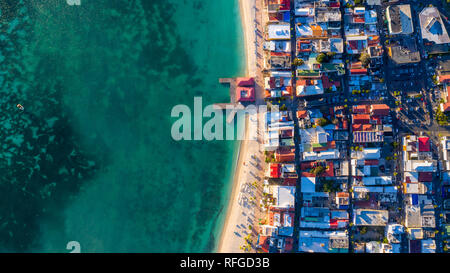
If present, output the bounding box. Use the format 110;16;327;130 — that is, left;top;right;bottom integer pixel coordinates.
352;114;370;124
371;104;390;116
350;68;368;75
236;77;255;87
440;74;450;83
297;110;308;119
353;105;369;114
443;102;450;112
236;87;255;102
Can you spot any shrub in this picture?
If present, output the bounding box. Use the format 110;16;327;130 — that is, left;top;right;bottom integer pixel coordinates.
359;53;371;67
316;53;327;63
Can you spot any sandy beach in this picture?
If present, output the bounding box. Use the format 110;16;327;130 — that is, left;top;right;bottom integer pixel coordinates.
217;0;266;253
240;0;257;78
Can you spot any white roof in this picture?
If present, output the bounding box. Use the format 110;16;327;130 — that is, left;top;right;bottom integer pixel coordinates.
268;24;290;40
362;148;381;160
272;186;296;208
302;149;340;161
296;84;324;96
353;209;389;226
299;126;326;144
296;8;314;17
365;241;382;253
346;35;368;41
362;176;392;186
404;172;419;182
353;186;383;193
298;230;348;253
411;161;435;172
296;24;312;37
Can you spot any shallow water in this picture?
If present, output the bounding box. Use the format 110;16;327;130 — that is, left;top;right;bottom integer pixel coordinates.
0;0;245;252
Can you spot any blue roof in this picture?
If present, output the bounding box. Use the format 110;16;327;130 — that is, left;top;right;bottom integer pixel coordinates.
326;129;334;141
411;194;419;205
283;11;290;22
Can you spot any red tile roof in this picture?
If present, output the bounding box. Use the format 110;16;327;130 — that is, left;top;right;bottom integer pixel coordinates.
439;74;450;83
350;68;368;75
353;105;369;114
353;124;363;131
236;87;255;102
322;75;341;89
443;102;450;112
362;124;373;131
297;110;308;119
257;236;270;253
353;114;370;124
236;77;255;87
371;104;390;116
275;148;295;162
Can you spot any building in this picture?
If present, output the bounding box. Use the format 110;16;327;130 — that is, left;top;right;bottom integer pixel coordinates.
419;6;450;45
387;42;421;65
298;230;349;253
422;239;436;253
353;209;389;226
236;87;255;102
386;4;414;35
386;224;405;244
270;185;296;209
268;24;291;40
301;177;316;193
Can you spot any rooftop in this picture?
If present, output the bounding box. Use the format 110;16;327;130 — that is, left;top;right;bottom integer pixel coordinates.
386;4;414;35
388;41;421;64
353;209;389;226
419;6;450;45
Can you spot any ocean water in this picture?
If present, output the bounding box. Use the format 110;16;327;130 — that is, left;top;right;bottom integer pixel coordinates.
0;0;245;252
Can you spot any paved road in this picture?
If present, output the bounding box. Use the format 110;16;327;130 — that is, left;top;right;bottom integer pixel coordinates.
289;0;303;254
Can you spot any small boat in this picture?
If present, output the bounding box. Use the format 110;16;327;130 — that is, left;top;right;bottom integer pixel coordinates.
16;104;24;111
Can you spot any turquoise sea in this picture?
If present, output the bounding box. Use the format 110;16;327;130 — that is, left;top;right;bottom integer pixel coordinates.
0;0;245;252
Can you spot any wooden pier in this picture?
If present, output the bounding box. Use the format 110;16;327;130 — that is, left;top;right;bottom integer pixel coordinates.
214;78;242;123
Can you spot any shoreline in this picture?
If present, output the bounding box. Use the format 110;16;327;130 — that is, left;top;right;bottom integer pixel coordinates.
217;115;249;252
240;0;257;78
218;0;262;252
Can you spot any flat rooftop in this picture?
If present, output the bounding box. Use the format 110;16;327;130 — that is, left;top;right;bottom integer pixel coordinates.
419;7;450;45
387;4;413;35
353;209;389;226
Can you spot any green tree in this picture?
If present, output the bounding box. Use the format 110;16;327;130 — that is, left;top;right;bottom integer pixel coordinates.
360;226;368;234
326;52;336;59
311;166;325;176
317;117;329;126
360;53;371;67
316;53;327;63
293;58;304;66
